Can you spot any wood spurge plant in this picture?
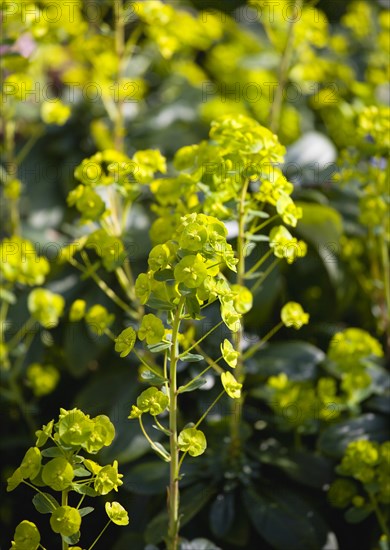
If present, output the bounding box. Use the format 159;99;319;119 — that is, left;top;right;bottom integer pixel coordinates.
1;0;389;549
7;408;129;549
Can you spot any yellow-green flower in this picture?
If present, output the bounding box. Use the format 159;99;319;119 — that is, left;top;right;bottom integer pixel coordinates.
105;501;129;526
85;304;114;335
28;288;65;328
26;363;60;397
281;302;310;329
115;327;137;357
69;299;86;321
174;254;208;289
138;314;165;345
328;478;358;508
128;405;142;419
41;99;71;125
221;371;242;399
50;506;81;537
58;408;93;447
94;460;123;495
19;447;42;481
11;520;40;550
269;226;307;264
136;387;169;415
221;339;239;368
178;427;207;457
42;457;74;491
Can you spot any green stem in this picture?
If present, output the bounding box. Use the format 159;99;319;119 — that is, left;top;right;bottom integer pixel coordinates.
62;491;69;550
167;297;185;549
178;321;223;357
139;416;170;461
250;214;279;235
7;317;35;351
245;249;273;277
243;321;284;360
178;390;225;474
88;519;112;550
230;178;250;452
369;492;390;538
178;365;212;393
269;0;303;133
380;233;390;351
250;258;281;293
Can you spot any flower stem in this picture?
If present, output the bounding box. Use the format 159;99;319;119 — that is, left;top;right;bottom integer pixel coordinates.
369;492;390;538
167;297;185;549
88;520;112;550
62;491;68;550
269;0;303;134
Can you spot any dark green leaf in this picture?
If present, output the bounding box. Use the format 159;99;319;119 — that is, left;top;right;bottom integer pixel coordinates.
178;377;207;393
318;414;389;458
79;506;94;517
41;447;64;458
32;493;59;514
344;506;373;523
179;353;204;363
209;492;235;538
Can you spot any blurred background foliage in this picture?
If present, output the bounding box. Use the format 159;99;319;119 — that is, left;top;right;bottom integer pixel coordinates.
1;0;389;548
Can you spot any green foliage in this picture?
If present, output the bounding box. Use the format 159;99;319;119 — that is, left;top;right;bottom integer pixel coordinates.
1;0;389;549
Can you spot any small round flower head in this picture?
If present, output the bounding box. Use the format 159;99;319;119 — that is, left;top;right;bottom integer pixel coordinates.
85;304;114;335
136;387;169;415
42;457;74;491
328;478;358;508
105;501;130;526
328;328;383;370
138;314;165;345
269;226;307;264
57;408;94;447
276;195;303;227
281;302;310;329
221;339;239;368
337;440;380;483
178;427;207;457
19;447;41;481
41;99;71;125
50;506;81;536
11;520;40;550
135;272;152;304
221;371;242;399
26;363;60;397
94;460;123;495
115;327;137;357
174;254;208;289
28;288;65;328
84;415;116;454
69;299;86;321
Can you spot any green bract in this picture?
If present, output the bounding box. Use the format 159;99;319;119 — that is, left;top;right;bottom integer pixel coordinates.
19;447;41;481
269;226;307;264
69;299;86;321
11;520;40;550
27;289;65;328
138;314;165;345
328;328;383;370
0;237;49;286
221;371;242;399
115;327;137;357
136;387;169;415
85;304;115;335
26;363;60;397
174;254;208;289
221;339;239;368
105;501;130;525
50;506;81;536
178;428;207;457
94;460;123;495
280;302;310;329
84;415;116;453
58;408;94;447
42;457;74;491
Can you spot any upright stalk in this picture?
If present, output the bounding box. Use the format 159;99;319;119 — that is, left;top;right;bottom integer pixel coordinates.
230;178;250;453
269;0;303;134
61;490;69;550
167;297;185;549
